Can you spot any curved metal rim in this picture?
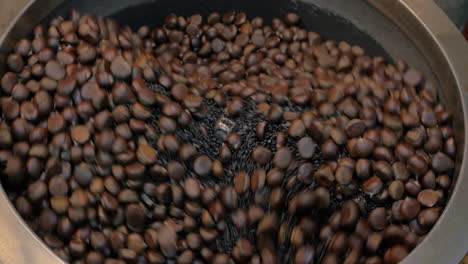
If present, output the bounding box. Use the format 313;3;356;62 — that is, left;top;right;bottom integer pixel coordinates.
0;0;467;263
370;0;468;262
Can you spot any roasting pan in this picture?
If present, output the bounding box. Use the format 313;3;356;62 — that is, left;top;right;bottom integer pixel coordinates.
0;0;467;263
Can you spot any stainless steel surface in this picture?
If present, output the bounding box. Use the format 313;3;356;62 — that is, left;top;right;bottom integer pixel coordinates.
0;0;29;34
0;0;467;263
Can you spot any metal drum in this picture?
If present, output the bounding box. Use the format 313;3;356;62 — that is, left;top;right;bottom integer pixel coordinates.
0;0;467;263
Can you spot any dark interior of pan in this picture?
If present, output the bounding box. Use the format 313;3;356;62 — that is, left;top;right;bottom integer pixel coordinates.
34;0;439;92
45;0;394;58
